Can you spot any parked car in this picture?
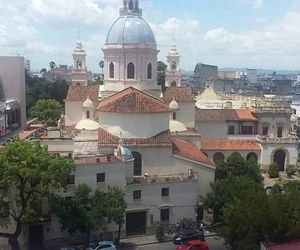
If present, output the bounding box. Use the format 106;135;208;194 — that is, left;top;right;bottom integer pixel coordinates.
176;240;209;250
86;241;116;250
173;230;205;245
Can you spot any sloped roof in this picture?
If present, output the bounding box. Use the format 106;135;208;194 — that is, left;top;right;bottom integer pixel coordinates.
96;87;169;113
65;85;99;102
195;109;257;122
98;127;172;147
172;139;214;166
163;86;195;103
201;139;260;151
264;240;300;250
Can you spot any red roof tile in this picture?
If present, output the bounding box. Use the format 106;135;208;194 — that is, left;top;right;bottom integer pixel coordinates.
98;128;172;147
201;139;260;151
195;109;257;122
172;139;214;166
65;85;99;102
264;240;300;250
96;87;169;113
163;86;195;103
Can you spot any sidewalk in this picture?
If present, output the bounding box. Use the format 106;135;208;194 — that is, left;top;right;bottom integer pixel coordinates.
119;230;219;248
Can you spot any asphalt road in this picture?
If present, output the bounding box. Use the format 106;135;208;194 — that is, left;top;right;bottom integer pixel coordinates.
120;236;225;250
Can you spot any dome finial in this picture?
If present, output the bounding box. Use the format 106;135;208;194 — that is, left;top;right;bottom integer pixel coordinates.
120;0;142;16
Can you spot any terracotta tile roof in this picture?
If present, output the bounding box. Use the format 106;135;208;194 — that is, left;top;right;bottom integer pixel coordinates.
98;128;172;147
163;86;195;103
235;109;257;121
96;87;169;113
172;139;214;166
201;139;261;151
65;85;100;102
195;109;257;122
264;240;300;250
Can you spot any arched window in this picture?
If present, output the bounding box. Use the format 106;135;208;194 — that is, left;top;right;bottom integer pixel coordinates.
129;1;134;10
172;112;176;120
171;81;177;87
86;110;90;119
213;152;225;164
135;1;139;9
109;62;114;78
127;62;135;79
147;63;152;79
132;151;142;176
246;152;258;162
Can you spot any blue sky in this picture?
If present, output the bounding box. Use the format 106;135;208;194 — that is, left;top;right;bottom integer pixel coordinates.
0;0;300;72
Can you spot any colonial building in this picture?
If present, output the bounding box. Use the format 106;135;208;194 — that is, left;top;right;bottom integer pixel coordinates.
71;41;88;86
165;42;182;87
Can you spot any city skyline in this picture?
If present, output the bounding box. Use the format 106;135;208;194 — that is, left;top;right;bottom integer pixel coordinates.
1;0;300;72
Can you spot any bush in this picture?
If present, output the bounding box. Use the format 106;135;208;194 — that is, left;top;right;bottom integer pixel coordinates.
154;222;165;242
268;163;279;178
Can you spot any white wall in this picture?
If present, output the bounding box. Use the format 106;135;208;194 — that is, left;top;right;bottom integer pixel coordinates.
196;122;227;138
176;103;195;128
98;112;169;138
126;181;197;225
103;46;159;92
65;101;83;126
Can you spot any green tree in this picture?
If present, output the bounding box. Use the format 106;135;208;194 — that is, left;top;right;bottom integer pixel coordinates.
0;140;74;250
222;181;300;249
25;73;68;114
203;176;263;222
30;99;62;126
268;163;279;178
215;152;263;184
105;186;126;244
157;61;167;90
51;184;105;244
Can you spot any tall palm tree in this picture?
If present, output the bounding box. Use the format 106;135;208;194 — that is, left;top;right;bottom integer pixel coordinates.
99;61;104;79
49;61;56;80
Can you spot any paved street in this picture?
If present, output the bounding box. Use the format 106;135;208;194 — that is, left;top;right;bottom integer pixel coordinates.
120;236;225;250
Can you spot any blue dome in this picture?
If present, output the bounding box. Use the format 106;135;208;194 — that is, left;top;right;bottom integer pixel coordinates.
106;16;157;46
120;146;134;162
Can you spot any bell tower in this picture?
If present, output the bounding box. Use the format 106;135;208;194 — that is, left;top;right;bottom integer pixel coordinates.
165;41;181;87
71;41;88;86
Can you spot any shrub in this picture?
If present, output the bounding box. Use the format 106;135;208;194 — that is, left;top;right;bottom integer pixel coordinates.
268;163;279;178
154;222;165;242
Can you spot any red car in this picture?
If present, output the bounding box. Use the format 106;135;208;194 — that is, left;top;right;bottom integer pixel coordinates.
176;240;209;250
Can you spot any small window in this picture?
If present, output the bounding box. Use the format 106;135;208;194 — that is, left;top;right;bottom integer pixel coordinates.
109;62;114;78
127;62;135;79
228;126;235;135
129;1;134;10
241;126;253;135
97;173;105;183
278;127;283;138
68;175;75;185
160;208;170;222
263;126;269;135
161;188;169;197
147;63;152;79
133;190;141;200
172;112;176;120
0;202;9;218
86;110;90;119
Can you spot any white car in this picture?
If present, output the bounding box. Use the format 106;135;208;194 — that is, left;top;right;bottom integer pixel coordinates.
86;241;116;250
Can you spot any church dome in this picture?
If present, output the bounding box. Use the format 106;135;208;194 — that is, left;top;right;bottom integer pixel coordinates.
82;97;94;109
106;16;156;46
169;120;187;133
75;119;100;131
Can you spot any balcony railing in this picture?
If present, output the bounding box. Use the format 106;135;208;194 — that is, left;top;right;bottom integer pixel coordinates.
256;135;299;144
127;172;198;185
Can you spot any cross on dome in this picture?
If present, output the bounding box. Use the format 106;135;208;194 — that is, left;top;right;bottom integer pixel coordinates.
120;0;142;16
